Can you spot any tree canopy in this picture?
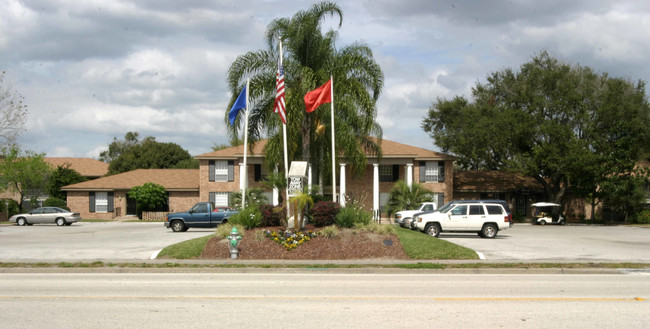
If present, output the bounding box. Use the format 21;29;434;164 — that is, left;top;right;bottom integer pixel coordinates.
226;1;384;179
46;164;87;200
422;52;650;211
103;132;197;174
0;145;51;211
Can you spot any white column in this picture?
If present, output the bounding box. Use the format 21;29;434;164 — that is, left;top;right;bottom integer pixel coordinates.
239;163;246;190
308;164;313;193
373;163;379;220
339;163;346;207
272;167;279;206
406;163;413;187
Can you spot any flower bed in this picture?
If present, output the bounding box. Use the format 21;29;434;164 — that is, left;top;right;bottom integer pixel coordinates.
264;229;319;250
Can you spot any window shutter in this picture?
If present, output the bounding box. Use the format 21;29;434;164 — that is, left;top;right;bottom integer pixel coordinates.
89;192;95;212
227;192;232;207
107;192;114;212
438;161;445;183
209;161;215;182
255;164;261;182
228;161;234;182
392;165;399;182
209;192;215;206
419;161;425;182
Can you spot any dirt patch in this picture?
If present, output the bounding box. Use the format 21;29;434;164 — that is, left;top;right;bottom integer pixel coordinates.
201;226;409;260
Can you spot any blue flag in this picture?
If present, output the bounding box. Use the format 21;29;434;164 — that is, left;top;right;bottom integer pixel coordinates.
229;86;247;126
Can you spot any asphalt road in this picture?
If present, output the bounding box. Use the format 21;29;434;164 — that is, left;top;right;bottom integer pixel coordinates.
0;272;648;329
0;222;649;262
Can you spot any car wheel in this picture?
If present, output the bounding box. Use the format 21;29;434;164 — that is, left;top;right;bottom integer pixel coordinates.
559;220;566;225
56;217;66;226
425;223;441;237
16;217;27;226
65;223;72;226
481;224;498;239
539;220;546;226
171;220;186;233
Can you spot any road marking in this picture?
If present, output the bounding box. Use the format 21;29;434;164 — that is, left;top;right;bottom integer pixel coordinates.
0;296;645;302
476;252;485;260
150;249;161;259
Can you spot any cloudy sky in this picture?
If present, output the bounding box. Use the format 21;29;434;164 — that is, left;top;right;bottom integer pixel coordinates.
2;0;649;159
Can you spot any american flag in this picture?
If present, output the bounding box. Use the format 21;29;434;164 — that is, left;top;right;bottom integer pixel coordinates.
274;61;287;124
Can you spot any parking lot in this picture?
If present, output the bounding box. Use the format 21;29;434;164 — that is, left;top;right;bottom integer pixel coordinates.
0;222;648;262
440;224;650;262
0;222;215;261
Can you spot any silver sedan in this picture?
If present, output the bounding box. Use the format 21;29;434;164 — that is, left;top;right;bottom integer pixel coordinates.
9;207;82;226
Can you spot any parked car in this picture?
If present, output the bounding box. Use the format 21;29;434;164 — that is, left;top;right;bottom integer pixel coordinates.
531;202;565;225
165;202;239;232
9;207;82;226
394;202;437;228
414;200;511;238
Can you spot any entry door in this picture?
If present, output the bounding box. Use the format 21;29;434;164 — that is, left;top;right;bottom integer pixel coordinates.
126;196;137;216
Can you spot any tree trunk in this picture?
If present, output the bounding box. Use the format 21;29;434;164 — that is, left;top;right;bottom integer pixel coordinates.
301;116;311;163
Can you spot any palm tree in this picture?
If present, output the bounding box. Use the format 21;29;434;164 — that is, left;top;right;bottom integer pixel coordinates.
230;188;268;209
386;181;435;218
289;190;314;231
226;1;384;182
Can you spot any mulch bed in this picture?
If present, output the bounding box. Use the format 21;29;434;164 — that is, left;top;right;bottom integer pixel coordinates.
200;226;410;260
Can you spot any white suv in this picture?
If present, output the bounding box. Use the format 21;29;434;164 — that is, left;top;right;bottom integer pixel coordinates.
414;201;511;238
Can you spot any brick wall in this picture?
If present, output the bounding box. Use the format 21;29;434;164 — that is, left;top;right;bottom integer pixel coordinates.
168;191;200;213
67;191;114;220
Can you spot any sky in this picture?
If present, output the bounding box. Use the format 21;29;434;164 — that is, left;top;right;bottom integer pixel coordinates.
2;0;650;159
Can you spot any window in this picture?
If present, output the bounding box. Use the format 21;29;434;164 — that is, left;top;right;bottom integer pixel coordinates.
379;165;398;182
450;205;467;216
95;192;108;213
422;204;434;212
210;192;230;207
213;161;228;182
192;203;209;213
486;205;504;215
420;161;445;183
379;192;390;213
254;164;269;182
469;205;485;215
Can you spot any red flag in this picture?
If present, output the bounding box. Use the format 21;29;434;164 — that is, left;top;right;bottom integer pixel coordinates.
304;79;332;113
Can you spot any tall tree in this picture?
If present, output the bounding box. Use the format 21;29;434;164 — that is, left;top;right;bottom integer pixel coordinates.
385;181;434;218
226;1;384;179
0;71;29;147
46;164;87;200
103;132;195;174
422;52;650;209
0;145;52;211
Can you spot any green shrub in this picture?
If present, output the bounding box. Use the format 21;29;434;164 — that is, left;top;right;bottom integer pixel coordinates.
320;225;340;238
310;201;341;227
335;207;372;228
43;197;69;210
633;210;650;224
259;205;285;227
228;206;262;230
0;199;21;217
215;223;246;239
354;222;396;235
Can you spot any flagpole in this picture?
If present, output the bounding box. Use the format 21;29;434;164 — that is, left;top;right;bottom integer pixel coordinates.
279;38;290;217
242;78;250;209
330;75;336;204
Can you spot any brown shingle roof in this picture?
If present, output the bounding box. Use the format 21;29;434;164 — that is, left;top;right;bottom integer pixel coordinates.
454;170;543;192
61;169;199;191
194;138;453;160
44;158;109;177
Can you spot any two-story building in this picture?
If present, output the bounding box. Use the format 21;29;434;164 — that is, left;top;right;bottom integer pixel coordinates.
62;139;455;220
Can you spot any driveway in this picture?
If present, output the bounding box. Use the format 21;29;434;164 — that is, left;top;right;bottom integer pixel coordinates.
439;224;650;262
0;222;215;261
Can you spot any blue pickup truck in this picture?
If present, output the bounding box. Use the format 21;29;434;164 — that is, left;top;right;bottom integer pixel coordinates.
165;202;238;232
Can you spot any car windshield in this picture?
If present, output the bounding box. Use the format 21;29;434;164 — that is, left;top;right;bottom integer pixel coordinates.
437;202;454;213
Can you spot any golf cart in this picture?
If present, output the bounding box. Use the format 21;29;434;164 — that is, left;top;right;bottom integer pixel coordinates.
531;202;565;225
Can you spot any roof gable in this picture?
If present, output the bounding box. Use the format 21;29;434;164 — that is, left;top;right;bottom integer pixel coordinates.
62;169;199;191
44;157;109;177
195;138;453;160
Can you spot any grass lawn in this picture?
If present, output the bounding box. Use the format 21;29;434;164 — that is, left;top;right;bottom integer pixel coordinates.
156;235;214;259
394;227;479;260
